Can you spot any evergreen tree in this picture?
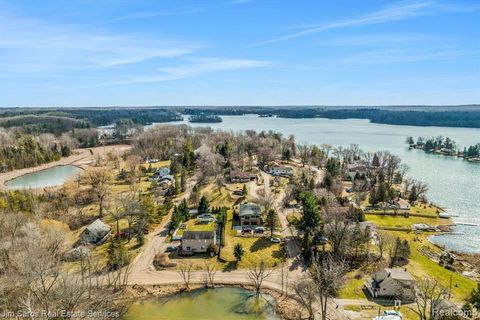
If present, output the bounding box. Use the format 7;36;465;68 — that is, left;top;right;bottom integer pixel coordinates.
409;185;418;202
470;282;480;309
234;243;244;262
242;184;248;196
198;195;209;215
266;208;276;236
107;238;131;270
180;169;187;192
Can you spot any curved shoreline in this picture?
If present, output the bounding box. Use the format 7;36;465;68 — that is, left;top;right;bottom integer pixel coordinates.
0;145;131;189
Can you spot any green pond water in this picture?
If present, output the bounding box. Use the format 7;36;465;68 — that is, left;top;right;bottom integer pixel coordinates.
5;165;83;189
124;288;280;320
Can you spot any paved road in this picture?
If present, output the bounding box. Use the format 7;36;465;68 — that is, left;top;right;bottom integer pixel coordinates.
126;172;352;320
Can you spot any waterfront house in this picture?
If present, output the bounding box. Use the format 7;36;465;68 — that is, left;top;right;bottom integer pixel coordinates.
79;219;111;245
239;202;262;227
268;166;293;176
393;198;411;211
365;268;416;302
181;231;216;254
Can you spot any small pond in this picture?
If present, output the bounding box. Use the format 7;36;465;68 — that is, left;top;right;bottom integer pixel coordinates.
124;287;280;320
5;165;83;189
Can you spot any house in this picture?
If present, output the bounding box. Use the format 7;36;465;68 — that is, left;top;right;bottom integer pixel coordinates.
239;202;262;227
156;166;171;177
158;174;175;186
181;231;216;254
79;219;111;245
230;170;257;183
268;166;293;176
365;268;416;302
393;198;411;211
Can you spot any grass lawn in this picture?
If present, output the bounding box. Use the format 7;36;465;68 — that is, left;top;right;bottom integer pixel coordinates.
365;214;451;229
343;304;419;320
339;229;476;302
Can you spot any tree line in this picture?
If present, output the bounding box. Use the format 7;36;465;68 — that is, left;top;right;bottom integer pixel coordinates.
0;129;75;172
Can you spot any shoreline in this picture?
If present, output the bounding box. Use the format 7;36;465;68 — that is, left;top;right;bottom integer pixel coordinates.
0;145;131;189
126;283;301;320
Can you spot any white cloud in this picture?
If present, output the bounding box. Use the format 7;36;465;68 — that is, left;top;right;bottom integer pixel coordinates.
102;57;272;85
248;0;436;47
0;15;199;72
110;9;204;22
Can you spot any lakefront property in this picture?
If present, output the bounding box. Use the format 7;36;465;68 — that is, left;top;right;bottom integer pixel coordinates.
1;1;480;319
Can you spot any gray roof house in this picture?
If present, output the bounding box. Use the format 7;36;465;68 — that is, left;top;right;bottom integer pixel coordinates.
79;219;111;245
181;231;216;254
239;202;262;227
365;268;416;302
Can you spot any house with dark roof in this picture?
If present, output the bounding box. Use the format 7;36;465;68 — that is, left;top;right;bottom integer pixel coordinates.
239;202;262;227
181;231;216;254
230;170;257;183
365;268;416;302
79;219;111;245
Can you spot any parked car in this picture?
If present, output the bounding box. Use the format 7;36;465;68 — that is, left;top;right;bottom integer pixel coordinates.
233;190;243;196
254;227;265;233
270;237;281;243
241;228;252;234
165;246;178;252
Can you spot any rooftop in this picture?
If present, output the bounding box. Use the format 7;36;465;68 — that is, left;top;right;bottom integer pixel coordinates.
182;231;215;240
239;202;262;217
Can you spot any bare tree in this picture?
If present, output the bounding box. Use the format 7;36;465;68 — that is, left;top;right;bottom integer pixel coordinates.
377;231;395;260
413;278;448;320
247;261;274;298
309;255;347;320
291;276;318;320
178;262;194;290
85;168;112;217
203;262;217;288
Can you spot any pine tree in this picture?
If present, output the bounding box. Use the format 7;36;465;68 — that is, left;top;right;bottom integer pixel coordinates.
266;208;276;236
180;169;187;192
234;243;244;262
242;184;248;196
198;195;209;215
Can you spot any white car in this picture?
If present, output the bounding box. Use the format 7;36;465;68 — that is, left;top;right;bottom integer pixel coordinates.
270;237;281;243
373;310;402;320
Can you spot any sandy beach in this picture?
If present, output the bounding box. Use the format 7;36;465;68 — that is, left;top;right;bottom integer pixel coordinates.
0;144;131;189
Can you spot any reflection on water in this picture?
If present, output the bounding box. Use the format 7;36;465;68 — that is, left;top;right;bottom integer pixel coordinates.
124;288;279;320
5;165;82;189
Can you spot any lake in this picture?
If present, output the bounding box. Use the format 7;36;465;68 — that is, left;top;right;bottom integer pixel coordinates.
160;115;480;253
5;165;83;189
124;287;279;320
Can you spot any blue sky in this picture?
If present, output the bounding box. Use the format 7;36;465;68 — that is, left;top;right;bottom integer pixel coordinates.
0;0;478;107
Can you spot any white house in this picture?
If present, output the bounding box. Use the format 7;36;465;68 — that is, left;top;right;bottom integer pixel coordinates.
268;166;293;176
181;231;216;254
365;268;416;302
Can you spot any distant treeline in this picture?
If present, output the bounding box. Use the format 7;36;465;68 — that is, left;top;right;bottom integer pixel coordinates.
2;106;480;129
0;108;183;126
181;107;480;128
188;114;222;123
0;115;90;135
